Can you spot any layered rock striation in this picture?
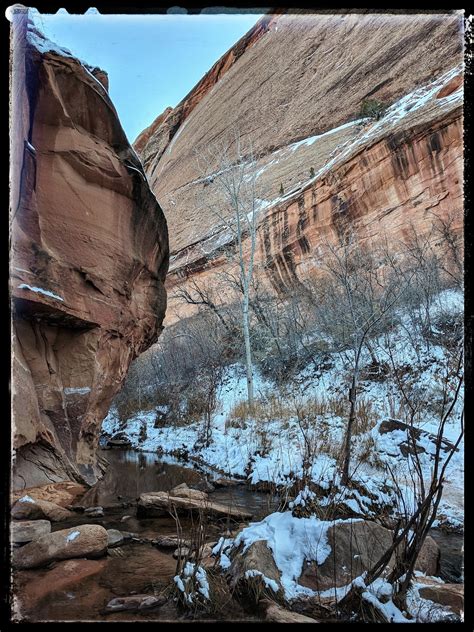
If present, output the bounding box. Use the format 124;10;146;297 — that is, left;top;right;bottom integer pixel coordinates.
134;11;463;324
10;11;169;488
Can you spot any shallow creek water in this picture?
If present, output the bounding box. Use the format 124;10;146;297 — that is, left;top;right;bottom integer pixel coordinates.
14;449;278;622
14;449;462;622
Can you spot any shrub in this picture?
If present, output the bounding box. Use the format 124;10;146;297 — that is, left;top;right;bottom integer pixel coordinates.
359;98;387;120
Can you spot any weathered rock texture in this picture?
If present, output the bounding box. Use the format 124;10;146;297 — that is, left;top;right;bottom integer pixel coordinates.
137;490;253;520
298;520;440;592
13;524;109;569
134;11;463;325
10;11;169;488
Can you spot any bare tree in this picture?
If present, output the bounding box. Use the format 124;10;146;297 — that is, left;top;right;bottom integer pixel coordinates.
312;231;410;485
174;277;232;334
338;348;463;620
196;131;261;409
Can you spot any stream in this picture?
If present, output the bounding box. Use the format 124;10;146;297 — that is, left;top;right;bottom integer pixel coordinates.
14;449;278;622
14;449;463;622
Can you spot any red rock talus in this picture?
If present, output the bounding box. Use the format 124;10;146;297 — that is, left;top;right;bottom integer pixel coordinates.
10;11;169;488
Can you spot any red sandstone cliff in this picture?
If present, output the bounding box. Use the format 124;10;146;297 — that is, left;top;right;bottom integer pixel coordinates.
134;11;463;324
10;11;169;488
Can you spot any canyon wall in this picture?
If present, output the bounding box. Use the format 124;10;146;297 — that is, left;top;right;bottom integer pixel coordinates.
10;11;169;488
134;11;463;324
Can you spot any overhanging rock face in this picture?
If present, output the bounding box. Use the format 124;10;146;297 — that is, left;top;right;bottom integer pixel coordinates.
10;11;169;488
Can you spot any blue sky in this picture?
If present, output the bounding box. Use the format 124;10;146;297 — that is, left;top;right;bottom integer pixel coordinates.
36;11;264;142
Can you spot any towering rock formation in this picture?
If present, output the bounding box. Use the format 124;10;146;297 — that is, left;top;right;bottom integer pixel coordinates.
10;11;169;488
135;11;463;324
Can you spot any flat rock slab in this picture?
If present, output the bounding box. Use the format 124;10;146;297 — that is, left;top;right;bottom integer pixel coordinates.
12;496;74;522
13;524;108;569
11;483;87;508
137;491;253;521
105;594;167;612
11;519;51;544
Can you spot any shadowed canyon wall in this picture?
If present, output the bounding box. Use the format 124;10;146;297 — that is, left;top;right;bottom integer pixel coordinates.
10;11;169;488
134;11;463;324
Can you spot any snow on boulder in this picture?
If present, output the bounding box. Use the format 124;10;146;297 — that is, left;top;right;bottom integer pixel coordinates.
227;540;283;602
11;497;74;522
12;524;108;569
377;418;457;458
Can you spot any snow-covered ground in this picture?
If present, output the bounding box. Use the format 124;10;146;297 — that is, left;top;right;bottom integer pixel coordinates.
102;289;463;529
212;511;459;621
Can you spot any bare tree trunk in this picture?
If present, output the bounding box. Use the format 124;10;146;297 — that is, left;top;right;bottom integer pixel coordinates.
242;293;254;409
341;340;363;485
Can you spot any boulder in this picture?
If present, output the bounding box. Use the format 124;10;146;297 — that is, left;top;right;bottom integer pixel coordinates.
261;600;319;623
137;491;252;520
104;594;167;612
416;536;441;577
299;520;440;592
170;483;208;501
107;529;125;548
228;540;283;601
11;519;51;544
12;496;74;522
418;583;464;615
13;524;108;569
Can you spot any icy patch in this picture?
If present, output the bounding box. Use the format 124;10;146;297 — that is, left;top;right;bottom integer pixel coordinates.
18;495;36;504
18;284;64;302
286;119;367;152
64;387;91;396
66;530;80;542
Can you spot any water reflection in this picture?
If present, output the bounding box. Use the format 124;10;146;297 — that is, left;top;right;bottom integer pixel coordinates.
81;450;278;518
